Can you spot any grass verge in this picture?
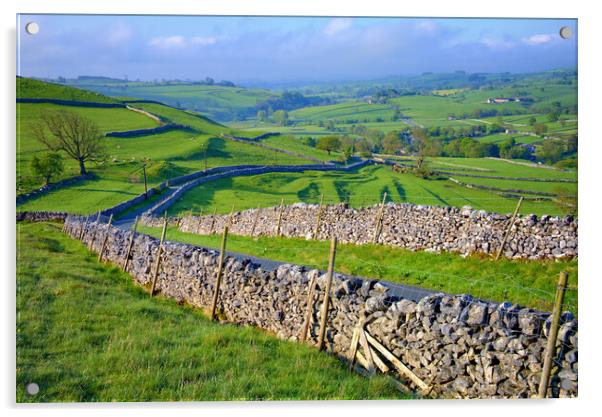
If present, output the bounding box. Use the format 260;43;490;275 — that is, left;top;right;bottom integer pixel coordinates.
16;221;407;402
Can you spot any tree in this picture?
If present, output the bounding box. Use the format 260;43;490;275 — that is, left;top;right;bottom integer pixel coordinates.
32;111;105;176
547;112;560;122
272;110;289;126
533;123;548;136
411;128;431;169
256;110;267;122
536;140;565;163
30;152;64;186
316;135;341;155
528;116;537;126
383;131;403;155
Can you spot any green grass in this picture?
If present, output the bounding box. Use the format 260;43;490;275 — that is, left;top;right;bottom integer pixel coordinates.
125;102;231;135
290;101;395;123
65;80;276;121
17;221;406;402
17;77;120;103
138;225;578;314
260;135;340;161
17;103;160;193
166;164;572;217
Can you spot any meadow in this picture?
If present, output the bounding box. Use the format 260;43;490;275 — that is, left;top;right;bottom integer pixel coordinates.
17;77;120;104
138;225;578;313
290;101;395;123
166;164;572;217
17;221;404;402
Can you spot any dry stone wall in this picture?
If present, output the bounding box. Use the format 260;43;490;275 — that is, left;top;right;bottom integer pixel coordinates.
62;215;578;399
174;203;577;260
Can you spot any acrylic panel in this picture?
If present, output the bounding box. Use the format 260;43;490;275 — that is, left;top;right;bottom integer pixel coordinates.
16;14;578;402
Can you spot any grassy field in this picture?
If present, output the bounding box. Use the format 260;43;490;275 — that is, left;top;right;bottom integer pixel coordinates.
138;225;578;314
165;164;572;217
260;135;341;162
17;133;312;214
17;221;405;402
17;77;120;104
64;80;276;121
290;101;395;123
17;103;160;193
125;102;229;135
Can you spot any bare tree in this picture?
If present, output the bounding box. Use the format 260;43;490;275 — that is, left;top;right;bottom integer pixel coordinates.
32;111;105;176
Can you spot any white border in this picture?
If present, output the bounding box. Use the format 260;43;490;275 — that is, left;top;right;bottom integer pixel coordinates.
3;1;600;417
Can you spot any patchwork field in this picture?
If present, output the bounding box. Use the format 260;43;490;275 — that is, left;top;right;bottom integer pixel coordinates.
166;163;574;217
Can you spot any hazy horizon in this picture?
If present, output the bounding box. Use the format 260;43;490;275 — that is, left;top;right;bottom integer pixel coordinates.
17;15;577;84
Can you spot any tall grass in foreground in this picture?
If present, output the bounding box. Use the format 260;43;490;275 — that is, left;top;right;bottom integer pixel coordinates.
16;222;406;402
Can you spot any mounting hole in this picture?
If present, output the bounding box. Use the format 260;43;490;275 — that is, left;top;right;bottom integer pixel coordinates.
25;22;39;35
559;26;572;40
26;382;39;395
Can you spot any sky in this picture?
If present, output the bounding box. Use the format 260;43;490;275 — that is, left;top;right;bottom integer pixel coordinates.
17;14;578;84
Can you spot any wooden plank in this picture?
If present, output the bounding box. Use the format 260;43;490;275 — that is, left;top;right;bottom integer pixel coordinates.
347;326;361;369
369;345;390;373
123;216;139;272
250;205;261;237
97;214;114;262
537;271;569;398
372;192;388;244
359;329;375;374
149;214;168;298
317;236;337;351
210;226;229;320
276;198;285;237
209;207;217;234
299;274;317;343
78;216;89;240
313;193;324;239
495;196;523;260
365;330;429;391
195;209;203;234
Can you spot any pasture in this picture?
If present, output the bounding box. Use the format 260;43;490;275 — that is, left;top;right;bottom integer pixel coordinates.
166;163;573;217
17;221;403;402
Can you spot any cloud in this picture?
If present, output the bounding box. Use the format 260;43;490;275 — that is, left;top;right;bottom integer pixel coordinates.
323;18;352;36
149;35;186;49
148;35;220;49
415;21;438;34
480;37;514;50
105;22;132;46
522;33;555;45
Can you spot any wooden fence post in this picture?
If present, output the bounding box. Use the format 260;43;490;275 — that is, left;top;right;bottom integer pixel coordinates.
317;236;337;351
372;192;388;244
537;271;568;398
276;198;285;237
149;214;168;298
209;207;217;235
314;193;324;240
97;214;114;262
195;209;203;234
250;205;261;238
210;226;229;321
78;216;89;240
495;196;524;260
299;274;318;343
88;212;102;250
227;205;235;228
123;216;140;272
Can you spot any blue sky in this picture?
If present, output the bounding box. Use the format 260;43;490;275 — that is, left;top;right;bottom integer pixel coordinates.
17;15;577;84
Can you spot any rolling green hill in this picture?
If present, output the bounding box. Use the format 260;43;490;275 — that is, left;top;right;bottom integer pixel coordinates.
17;77;121;104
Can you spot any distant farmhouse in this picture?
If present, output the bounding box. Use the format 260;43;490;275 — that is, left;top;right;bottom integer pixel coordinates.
486;96;534;104
486;97;520;104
